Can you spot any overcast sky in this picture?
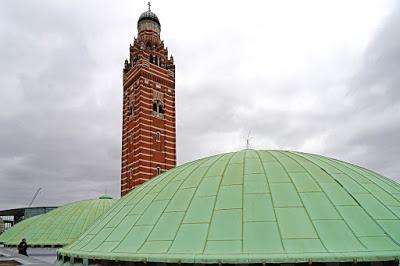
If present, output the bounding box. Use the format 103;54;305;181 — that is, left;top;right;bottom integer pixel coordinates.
0;0;399;210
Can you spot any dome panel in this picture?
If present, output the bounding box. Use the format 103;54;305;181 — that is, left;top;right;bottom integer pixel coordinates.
58;150;400;264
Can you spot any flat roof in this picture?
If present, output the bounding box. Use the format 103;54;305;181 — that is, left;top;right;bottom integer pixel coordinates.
0;207;57;217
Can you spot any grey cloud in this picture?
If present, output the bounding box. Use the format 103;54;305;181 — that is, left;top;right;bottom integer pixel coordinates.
177;4;400;182
1;0;400;211
334;5;400;179
349;5;400;107
0;1;121;209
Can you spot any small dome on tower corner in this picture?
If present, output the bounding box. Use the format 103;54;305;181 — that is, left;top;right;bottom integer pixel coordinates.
138;2;161;27
99;194;113;199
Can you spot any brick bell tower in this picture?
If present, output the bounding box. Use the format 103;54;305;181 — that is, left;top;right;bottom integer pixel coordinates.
121;3;176;196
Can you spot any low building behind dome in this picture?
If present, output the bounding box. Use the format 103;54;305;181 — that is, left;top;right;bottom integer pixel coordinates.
0;217;6;234
57;150;400;265
0;196;115;247
0;206;57;231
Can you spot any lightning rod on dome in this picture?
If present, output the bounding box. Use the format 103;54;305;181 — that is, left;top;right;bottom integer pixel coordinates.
245;131;252;149
148;1;151;11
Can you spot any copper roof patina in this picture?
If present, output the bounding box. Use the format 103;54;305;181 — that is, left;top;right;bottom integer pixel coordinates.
0;214;42;244
58;150;400;264
0;196;115;247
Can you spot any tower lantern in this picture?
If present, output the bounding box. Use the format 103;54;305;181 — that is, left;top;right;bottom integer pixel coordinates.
120;4;176;196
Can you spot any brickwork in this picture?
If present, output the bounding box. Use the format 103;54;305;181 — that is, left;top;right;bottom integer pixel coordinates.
120;9;176;196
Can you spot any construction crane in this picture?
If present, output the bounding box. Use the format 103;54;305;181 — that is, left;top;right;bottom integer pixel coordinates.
28;188;42;207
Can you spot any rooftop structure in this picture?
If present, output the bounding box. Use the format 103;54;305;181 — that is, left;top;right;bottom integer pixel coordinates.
0;206;56;230
0;196;115;247
0;218;5;234
58;150;400;265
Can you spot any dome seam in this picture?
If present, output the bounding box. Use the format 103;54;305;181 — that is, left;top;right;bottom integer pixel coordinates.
307;153;400;247
254;150;285;251
199;152;236;254
288;151;371;250
269;150;330;252
143;157;215;254
106;160;199;254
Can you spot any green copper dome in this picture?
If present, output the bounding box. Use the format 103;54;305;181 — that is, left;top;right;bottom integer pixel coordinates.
0;197;115;247
0;215;42;244
58;150;400;264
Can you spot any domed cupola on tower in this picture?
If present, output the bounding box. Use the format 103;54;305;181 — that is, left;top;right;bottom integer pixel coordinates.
137;2;161;35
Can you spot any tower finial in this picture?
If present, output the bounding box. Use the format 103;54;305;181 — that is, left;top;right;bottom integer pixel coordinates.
148;1;151;11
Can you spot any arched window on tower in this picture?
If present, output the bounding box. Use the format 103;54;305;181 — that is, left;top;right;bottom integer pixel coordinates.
128;104;133;120
149;54;153;63
146;42;151;49
155;131;161;142
155;56;158;66
152;100;164;119
156;166;161;175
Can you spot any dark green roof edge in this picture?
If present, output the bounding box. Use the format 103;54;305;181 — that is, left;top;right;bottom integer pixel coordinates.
57;251;400;264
